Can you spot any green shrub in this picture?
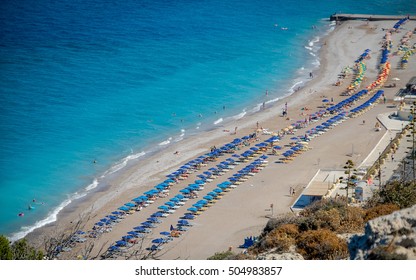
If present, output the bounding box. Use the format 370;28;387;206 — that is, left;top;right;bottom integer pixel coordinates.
0;236;43;260
368;181;416;209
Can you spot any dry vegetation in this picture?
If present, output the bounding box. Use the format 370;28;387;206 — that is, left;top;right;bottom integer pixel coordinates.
210;180;416;260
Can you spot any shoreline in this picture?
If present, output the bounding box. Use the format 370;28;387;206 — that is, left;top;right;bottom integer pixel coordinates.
19;19;332;244
25;18;416;260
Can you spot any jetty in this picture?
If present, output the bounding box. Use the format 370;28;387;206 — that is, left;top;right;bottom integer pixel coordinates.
330;13;415;22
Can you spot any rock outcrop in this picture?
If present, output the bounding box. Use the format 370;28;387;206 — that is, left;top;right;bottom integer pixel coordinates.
349;205;416;260
256;246;304;260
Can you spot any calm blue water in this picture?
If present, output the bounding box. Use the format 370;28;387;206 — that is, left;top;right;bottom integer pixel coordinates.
1;0;415;240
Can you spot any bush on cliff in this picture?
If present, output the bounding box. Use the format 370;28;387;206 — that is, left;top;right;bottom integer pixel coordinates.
296;229;348;260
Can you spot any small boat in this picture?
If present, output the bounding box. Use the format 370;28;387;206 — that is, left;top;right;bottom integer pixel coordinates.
18;212;24;217
28;205;35;210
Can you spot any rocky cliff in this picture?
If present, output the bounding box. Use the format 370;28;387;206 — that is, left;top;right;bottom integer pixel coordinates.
349;205;416;260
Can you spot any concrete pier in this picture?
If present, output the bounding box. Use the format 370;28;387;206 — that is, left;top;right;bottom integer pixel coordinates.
330;13;415;22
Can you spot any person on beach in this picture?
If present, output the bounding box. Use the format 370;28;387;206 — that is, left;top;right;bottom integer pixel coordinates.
309;72;313;78
234;127;238;134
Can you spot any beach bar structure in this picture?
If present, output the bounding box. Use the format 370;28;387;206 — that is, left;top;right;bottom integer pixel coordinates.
291;181;330;210
330;13;415;22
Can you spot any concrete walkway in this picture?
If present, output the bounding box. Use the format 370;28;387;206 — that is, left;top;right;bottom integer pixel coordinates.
294;112;413;207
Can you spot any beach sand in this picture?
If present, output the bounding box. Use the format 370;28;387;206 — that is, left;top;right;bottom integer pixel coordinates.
26;18;416;260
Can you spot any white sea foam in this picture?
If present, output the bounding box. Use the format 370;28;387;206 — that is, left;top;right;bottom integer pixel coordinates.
85;178;98;191
213;118;223;125
232;110;246;120
309;52;316;57
304;46;313;51
312;59;320;67
174;129;186;142
9;148;148;242
158;137;172;146
266;97;280;104
249;104;262;114
289;80;304;93
9;192;86;242
103;151;146;176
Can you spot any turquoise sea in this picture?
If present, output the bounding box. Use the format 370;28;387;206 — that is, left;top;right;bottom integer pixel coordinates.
1;0;415;240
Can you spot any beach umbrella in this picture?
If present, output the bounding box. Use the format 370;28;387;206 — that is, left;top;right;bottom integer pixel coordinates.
197;199;208;205
178;220;189;225
133;226;146;231
160;231;171;236
148;217;161;223
151;212;164;217
203;195;213;201
187;207;198;212
125;202;136;208
147;244;161;251
180;189;190;194
207;192;218;197
165;201;175;207
115;240;127;247
118;206;130;212
192;203;203;209
108;246;120;252
152;238;165;244
132;197;144;203
122;235;134;241
183;213;195;219
158;205;169;210
128;231;144;238
95;222;104;226
187;184;199;191
170;197;179;203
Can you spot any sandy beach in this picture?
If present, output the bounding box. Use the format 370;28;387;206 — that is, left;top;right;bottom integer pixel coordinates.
26;18;416;260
